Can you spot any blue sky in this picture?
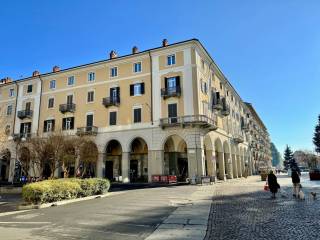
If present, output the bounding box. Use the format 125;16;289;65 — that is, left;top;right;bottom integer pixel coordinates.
1;0;319;154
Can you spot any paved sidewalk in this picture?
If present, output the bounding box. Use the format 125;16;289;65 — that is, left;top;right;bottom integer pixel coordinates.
146;184;213;240
204;174;320;240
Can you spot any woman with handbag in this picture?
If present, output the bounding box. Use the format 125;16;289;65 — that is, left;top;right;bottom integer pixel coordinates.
267;170;280;199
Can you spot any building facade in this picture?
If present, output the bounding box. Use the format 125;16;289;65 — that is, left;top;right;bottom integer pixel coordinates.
0;39;272;183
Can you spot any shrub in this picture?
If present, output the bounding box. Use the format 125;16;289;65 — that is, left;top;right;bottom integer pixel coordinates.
22;178;110;204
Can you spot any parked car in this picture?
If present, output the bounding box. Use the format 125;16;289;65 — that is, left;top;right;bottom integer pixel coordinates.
309;169;320;180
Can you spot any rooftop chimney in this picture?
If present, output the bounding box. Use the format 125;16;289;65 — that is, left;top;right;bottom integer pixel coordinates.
0;77;12;84
162;39;168;47
32;70;40;77
53;66;60;72
132;46;139;54
109;50;118;59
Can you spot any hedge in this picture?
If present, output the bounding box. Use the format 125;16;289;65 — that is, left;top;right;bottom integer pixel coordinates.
22;178;110;204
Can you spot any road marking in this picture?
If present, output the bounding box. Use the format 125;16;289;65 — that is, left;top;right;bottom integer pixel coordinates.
0;210;32;217
0;221;51;224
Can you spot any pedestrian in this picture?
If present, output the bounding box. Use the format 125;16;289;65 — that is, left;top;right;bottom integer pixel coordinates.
291;169;300;197
267;170;280;199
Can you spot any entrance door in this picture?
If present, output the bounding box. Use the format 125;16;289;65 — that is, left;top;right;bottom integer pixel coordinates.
177;158;188;181
105;161;113;180
67;95;73;104
130;160;138;182
168;103;177;124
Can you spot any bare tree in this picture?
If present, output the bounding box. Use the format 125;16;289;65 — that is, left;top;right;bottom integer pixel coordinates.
60;139;77;178
79;139;99;178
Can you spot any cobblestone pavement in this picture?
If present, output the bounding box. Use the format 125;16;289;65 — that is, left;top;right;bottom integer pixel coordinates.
205;174;320;240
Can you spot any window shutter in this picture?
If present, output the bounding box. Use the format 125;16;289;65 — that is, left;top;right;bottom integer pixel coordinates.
116;87;120;97
52;120;55;131
141;83;145;94
62;118;66;130
176;76;180;87
43;121;47;132
216;92;220;101
70;117;74;129
20;123;24;134
164;77;168;88
130;85;134;96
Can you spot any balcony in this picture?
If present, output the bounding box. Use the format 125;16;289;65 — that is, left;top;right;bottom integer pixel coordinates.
241;123;250;132
76;126;98;136
212;98;223;111
13;133;32;140
102;96;120;107
159;115;217;131
161;86;181;99
17;110;33;119
233;135;244;144
59;103;76;113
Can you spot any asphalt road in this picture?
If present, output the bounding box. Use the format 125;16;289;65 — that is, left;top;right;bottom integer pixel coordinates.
0;184;199;240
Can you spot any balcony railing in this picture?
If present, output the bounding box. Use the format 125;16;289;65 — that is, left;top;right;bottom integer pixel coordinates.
76;126;98;136
17;110;33;119
102;96;120;107
161;86;181;99
241;123;250;132
233;135;244;144
159;115;217;131
13;133;32;140
212;99;223;111
59;103;76;113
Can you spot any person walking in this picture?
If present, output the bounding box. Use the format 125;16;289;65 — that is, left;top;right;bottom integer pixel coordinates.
267;170;280;199
291;169;300;197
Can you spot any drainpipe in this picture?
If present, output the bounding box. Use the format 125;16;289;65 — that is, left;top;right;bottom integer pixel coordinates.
37;75;43;137
148;51;153;125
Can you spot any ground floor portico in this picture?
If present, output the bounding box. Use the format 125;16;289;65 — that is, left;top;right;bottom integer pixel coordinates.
94;126;254;183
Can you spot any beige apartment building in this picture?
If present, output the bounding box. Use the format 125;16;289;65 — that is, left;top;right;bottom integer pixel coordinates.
0;39;272;183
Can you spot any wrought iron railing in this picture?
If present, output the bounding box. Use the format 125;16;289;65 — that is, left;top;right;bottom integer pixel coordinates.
161;86;181;98
17;110;33;119
76;126;98;136
102;96;120;107
59;103;76;113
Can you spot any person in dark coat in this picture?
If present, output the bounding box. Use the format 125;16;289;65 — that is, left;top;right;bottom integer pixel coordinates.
291;170;301;197
267;171;280;199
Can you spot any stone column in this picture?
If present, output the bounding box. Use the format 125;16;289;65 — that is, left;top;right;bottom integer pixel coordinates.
122;152;130;183
8;157;15;182
237;155;242;177
205;149;214;177
96;153;104;178
224;153;233;179
148;150;164;182
232;154;238;178
217;151;226;181
187;148;205;183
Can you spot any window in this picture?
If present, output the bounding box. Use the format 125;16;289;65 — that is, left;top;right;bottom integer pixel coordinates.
201;80;208;94
86;114;93;127
6;105;12;115
168;103;177;123
20;122;31;135
110;67;118;77
130;83;145;96
9;88;15;97
87;91;94;103
167;54;176;65
68;76;75;86
109;112;117;125
62;117;74;130
43;120;55;132
133;62;142;73
88;72;95;82
48;98;54;108
201;60;205;69
25;102;31;111
27;85;33;93
49;80;56;89
220;82;223;90
133;108;141;123
67;95;73;104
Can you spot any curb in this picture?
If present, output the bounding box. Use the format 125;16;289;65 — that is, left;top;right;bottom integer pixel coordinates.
18;191;123;210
